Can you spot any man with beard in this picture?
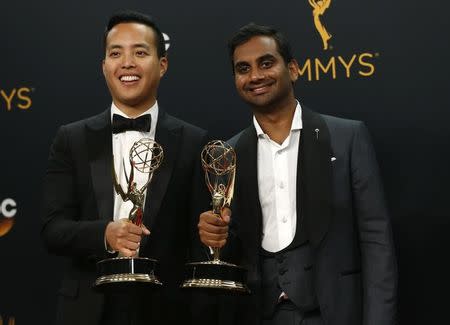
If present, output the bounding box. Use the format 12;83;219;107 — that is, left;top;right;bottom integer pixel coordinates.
198;23;397;325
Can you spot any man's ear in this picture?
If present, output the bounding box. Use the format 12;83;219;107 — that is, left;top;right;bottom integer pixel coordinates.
102;59;106;78
288;59;300;82
159;56;168;77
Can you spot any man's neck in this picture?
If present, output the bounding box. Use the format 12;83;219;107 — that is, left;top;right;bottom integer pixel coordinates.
254;97;297;145
114;100;156;118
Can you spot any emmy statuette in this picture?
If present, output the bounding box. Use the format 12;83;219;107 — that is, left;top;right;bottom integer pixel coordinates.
94;138;164;293
182;140;249;294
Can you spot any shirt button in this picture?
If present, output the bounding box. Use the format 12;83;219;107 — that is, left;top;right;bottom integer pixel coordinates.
279;182;285;189
282;217;287;223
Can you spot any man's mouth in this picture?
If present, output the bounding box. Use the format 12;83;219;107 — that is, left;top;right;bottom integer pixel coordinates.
248;82;273;94
119;75;140;83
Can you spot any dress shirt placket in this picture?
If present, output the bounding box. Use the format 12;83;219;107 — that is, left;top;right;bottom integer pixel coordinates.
273;139;293;250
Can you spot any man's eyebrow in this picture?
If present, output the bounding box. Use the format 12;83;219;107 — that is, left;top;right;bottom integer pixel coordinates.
234;53;277;67
106;44;123;50
132;43;151;49
234;61;249;68
257;54;276;62
106;43;151;50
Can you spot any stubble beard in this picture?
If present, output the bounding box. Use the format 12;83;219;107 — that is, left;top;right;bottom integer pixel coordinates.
245;85;294;116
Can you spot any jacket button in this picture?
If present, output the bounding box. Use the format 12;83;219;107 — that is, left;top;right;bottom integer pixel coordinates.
279;268;287;275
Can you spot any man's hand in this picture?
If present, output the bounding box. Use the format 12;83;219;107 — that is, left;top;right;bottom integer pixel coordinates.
198;208;231;248
105;219;150;257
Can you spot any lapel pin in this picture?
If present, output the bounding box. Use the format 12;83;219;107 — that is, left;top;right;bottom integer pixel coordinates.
315;128;320;140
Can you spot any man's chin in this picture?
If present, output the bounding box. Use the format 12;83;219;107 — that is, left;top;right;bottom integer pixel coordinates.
118;95;156;110
117;94;145;106
243;96;274;110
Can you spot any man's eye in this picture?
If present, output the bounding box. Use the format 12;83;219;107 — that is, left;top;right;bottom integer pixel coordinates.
261;61;273;68
109;51;120;58
136;51;148;56
236;66;250;74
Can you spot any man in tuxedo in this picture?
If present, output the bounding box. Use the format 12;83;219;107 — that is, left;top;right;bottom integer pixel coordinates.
198;23;397;325
41;10;207;325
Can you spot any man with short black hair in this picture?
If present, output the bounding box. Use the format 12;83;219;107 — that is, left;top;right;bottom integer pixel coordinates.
42;10;207;325
198;23;397;325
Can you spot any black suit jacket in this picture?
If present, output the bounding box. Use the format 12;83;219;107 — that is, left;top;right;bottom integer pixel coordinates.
220;107;397;325
41;108;208;325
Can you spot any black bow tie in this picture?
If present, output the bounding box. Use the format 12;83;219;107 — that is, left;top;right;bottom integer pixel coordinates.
112;114;151;134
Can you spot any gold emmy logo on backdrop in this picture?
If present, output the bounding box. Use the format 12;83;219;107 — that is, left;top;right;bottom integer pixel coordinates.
0;315;16;325
297;1;379;81
0;198;17;237
308;0;332;50
0;87;33;111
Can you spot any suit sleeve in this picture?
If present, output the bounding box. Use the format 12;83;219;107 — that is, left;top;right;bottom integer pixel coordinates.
351;122;398;325
41;126;109;258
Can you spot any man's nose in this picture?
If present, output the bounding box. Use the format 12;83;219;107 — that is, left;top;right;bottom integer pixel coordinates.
250;68;264;81
121;53;136;68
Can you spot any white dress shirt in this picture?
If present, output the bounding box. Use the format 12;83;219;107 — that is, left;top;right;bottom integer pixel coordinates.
111;102;158;222
254;102;302;253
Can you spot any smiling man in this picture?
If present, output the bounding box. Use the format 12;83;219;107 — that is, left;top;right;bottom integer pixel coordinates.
198;23;397;325
42;10;208;325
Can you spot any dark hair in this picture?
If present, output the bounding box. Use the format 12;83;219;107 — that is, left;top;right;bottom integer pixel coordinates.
103;10;166;58
228;23;293;71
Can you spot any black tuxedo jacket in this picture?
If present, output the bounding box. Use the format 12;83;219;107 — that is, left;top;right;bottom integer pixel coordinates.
41;108;208;325
220;107;397;325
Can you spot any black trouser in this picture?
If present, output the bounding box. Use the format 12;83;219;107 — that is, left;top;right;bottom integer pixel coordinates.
100;293;145;325
262;300;323;325
100;291;170;325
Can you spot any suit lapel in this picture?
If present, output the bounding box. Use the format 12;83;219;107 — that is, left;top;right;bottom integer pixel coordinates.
86;109;114;222
144;108;181;229
299;106;333;247
235;126;263;262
